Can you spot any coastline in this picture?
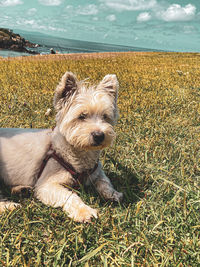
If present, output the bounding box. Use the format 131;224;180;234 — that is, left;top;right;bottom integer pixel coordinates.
0;29;164;58
0;50;197;62
0;51;159;61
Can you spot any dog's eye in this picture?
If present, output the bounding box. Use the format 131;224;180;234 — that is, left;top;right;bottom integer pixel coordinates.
78;113;87;120
103;114;108;120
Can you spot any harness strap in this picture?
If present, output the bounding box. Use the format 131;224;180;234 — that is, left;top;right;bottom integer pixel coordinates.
37;145;98;189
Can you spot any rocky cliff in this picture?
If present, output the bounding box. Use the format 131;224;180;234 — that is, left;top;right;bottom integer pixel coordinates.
0;28;39;54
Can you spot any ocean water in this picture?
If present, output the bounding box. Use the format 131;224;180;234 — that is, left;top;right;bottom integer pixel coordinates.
0;30;161;58
0;0;200;57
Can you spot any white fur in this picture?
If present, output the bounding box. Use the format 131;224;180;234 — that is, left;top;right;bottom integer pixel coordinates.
0;72;123;222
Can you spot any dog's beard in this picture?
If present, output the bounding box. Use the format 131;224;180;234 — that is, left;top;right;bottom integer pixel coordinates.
59;121;115;151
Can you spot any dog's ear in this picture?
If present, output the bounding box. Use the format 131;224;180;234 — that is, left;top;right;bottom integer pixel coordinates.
54;72;78;110
98;74;119;100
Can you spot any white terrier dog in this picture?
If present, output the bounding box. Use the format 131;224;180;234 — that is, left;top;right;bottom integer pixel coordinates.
0;71;123;222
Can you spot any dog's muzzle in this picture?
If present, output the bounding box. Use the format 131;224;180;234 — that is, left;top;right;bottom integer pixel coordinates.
91;131;105;146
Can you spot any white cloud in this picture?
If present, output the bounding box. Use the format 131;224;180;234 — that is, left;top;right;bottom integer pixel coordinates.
77;5;98;15
16;18;66;33
48;26;67;32
0;0;23;6
106;14;116;22
100;0;157;11
183;25;195;34
19;19;35;26
137;12;151;22
38;0;63;6
27;8;37;16
65;4;98;16
157;4;196;22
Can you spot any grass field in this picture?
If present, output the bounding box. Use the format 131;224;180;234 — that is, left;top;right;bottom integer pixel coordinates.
0;52;199;266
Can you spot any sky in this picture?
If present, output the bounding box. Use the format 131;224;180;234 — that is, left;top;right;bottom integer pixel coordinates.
0;0;200;51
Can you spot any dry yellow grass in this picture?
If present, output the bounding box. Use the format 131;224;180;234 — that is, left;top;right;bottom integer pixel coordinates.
0;52;199;266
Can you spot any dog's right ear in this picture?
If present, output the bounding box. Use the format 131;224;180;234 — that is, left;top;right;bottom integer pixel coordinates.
53;72;78;110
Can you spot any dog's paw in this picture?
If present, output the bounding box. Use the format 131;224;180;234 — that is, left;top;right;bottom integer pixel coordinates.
11;185;33;197
68;205;98;223
112;190;123;202
0;201;21;214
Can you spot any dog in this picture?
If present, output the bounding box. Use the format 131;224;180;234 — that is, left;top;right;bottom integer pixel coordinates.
0;71;123;222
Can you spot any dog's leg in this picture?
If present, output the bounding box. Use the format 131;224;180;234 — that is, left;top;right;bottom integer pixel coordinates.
93;166;123;202
35;179;97;223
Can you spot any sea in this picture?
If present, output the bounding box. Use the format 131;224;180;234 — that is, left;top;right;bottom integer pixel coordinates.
0;30;161;58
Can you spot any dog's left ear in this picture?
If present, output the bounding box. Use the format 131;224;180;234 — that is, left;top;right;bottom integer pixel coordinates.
98;74;119;100
53;72;78;110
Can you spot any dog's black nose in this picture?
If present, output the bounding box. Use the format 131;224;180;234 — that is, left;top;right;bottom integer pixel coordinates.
92;131;105;145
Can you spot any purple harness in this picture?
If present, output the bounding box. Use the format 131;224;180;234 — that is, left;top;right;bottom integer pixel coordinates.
37;144;98;189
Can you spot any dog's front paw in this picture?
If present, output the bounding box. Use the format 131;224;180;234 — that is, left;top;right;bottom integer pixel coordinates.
112;190;123;202
68;205;98;223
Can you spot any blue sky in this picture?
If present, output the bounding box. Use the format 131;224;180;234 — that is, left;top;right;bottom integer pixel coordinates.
0;0;200;51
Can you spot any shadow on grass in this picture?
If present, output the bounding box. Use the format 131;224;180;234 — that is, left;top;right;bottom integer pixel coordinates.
0;180;10;201
109;160;145;206
87;155;148;207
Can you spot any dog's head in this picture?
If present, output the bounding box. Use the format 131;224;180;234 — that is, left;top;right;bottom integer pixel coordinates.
53;71;119;151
